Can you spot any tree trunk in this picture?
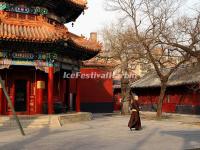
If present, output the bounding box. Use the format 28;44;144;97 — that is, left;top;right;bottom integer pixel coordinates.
121;77;130;115
121;58;130;115
156;82;167;118
121;101;130;115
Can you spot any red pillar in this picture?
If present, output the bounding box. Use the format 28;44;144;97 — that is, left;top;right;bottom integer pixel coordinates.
76;78;81;112
0;85;3;115
48;67;54;114
36;81;45;114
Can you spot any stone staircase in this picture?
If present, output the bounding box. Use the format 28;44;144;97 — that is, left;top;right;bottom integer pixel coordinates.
0;112;92;129
59;112;93;126
0;115;53;129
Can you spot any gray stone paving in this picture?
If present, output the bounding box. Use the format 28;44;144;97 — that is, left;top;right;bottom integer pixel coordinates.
0;114;200;150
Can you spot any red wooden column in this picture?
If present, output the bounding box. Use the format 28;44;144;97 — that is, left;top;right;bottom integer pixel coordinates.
76;78;81;112
48;67;54;114
0;82;3;115
36;81;45;114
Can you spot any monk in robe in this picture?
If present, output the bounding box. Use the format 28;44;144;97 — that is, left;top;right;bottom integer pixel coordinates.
128;93;141;131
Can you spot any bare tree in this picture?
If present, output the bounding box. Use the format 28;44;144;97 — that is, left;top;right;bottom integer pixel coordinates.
106;0;190;118
102;23;144;114
156;3;200;93
159;8;200;61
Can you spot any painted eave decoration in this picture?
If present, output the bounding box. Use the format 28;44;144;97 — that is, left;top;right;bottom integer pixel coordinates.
0;2;48;15
0;0;87;23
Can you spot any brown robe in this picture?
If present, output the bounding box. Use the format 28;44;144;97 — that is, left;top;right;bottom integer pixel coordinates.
128;100;141;130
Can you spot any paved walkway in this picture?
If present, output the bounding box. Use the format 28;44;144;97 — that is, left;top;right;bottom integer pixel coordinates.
0;113;200;150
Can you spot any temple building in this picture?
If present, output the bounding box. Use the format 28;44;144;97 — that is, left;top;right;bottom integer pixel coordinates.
0;0;101;115
131;64;200;114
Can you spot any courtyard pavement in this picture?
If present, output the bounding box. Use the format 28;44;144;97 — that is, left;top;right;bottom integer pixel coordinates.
0;113;200;150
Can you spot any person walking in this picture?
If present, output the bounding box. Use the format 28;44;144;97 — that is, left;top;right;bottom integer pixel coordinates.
128;92;141;131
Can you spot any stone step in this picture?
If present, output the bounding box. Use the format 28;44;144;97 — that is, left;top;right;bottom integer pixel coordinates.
8;118;50;121
27;125;49;128
59;112;92;126
2;122;49;126
0;117;51;128
1;122;49;127
0;112;92;128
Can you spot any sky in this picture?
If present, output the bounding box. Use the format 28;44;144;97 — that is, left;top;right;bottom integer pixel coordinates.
66;0;200;39
66;0;117;38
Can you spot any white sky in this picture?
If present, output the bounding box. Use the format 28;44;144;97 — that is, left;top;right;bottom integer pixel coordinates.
66;0;200;39
66;0;116;38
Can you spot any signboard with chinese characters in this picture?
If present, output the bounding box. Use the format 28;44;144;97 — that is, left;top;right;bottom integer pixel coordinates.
0;3;48;15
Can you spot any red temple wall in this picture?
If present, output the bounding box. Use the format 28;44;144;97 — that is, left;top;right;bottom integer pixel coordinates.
79;68;113;103
136;87;200;114
139;93;200;105
113;86;200;114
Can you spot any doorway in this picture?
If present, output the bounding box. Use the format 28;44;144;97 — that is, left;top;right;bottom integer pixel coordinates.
15;80;27;112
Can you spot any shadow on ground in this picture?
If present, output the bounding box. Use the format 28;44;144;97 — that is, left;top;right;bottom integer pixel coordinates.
161;130;200;150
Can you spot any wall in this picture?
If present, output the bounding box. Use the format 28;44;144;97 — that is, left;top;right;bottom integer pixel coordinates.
132;86;200;114
79;68;113;113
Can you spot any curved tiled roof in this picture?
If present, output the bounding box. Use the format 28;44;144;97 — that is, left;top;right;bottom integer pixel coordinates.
67;33;102;52
0;12;101;52
68;0;87;8
82;61;114;68
0;11;68;42
131;64;200;88
82;55;115;68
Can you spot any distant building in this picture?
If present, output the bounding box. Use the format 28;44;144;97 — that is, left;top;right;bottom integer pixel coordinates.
131;64;200;114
